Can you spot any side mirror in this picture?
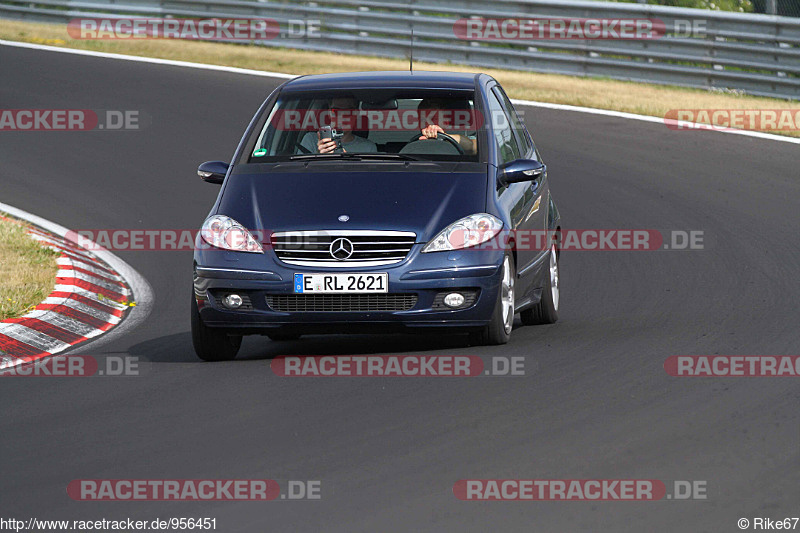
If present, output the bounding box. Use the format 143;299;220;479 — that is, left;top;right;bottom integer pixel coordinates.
498;159;546;186
197;161;229;184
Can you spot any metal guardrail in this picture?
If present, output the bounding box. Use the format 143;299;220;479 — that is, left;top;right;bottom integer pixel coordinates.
1;0;799;99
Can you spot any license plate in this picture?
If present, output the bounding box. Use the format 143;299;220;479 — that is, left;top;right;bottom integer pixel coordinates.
294;273;388;293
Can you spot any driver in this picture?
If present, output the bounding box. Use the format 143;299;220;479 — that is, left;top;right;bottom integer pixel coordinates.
299;97;377;154
417;98;477;154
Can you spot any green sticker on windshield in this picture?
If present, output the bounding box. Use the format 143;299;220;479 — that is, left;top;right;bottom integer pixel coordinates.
253;148;267;157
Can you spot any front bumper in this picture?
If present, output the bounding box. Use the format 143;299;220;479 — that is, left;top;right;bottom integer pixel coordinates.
193;243;506;334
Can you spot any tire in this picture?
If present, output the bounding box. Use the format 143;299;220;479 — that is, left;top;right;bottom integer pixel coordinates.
469;254;515;345
520;243;559;325
267;333;302;342
191;292;242;361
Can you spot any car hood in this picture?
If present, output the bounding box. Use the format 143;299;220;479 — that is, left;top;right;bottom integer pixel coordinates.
217;164;489;242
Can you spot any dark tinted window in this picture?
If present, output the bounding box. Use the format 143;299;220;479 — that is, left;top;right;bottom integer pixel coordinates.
486;91;520;165
492;86;533;158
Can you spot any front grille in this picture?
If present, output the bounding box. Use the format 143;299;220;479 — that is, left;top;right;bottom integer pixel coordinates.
271;230;416;267
266;294;417;312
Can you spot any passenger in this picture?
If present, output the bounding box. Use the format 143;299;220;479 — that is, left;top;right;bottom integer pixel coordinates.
299;97;377;154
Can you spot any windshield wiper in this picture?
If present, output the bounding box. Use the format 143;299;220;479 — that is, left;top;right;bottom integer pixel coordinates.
289;152;421;162
289;153;355;160
355;153;422;161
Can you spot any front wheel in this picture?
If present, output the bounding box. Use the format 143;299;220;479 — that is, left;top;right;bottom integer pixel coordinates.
469;254;515;345
191;292;242;361
520;243;559;325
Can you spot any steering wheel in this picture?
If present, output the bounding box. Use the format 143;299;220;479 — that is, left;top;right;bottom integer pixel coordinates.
408;131;465;155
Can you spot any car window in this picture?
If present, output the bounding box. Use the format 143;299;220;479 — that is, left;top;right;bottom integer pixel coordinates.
247;89;480;162
492;86;533;157
486;91;520;165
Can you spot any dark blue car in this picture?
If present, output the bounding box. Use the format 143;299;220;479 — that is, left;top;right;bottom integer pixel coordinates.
192;71;560;360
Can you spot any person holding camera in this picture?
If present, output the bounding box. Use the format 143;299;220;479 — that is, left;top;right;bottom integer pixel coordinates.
298;97;377;154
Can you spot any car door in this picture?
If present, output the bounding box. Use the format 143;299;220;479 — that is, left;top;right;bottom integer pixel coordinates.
488;85;548;288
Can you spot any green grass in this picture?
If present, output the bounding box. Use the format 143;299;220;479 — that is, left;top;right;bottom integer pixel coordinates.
0;215;59;321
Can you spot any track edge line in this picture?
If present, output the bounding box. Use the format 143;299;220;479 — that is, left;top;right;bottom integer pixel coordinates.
1;38;798;145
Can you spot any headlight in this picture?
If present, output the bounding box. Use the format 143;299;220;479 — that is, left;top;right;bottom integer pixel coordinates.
422;213;503;253
201;215;263;253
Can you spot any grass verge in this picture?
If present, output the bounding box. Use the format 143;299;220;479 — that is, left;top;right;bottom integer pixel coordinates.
0;215;59;321
0;18;797;137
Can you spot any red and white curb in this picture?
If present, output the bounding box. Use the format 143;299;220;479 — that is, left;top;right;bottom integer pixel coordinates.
0;226;131;362
0;203;153;370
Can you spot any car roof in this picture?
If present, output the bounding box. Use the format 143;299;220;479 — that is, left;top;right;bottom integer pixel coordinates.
281;71;482;92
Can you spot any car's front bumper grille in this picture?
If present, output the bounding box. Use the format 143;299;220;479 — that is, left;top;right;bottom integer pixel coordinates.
271;230;416;267
266;294;418;312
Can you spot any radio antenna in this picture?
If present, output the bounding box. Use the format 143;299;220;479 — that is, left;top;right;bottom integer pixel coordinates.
409;28;414;72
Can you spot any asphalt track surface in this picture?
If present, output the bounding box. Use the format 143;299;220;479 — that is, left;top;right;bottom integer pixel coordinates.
1;44;798;532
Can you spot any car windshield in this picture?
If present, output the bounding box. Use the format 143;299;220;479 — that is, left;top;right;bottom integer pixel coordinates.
248;88;481;162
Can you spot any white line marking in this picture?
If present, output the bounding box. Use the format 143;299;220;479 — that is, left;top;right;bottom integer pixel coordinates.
0;39;295;79
41;297;121;324
0;323;70;352
57;249;110;271
28;233;100;261
52;285;130;310
511;99;800;145
55;269;130;295
56;257;123;282
22;310;100;338
1;38;798;145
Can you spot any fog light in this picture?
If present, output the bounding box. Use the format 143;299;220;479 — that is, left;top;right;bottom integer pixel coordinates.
222;294;243;309
443;292;466;308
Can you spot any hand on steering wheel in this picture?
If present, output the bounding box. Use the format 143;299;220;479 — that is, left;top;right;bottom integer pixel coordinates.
411;126;465;154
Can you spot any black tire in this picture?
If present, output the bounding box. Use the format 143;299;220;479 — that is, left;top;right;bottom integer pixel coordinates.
520;244;559;325
267;333;302;342
469;254;515;346
191;292;242;361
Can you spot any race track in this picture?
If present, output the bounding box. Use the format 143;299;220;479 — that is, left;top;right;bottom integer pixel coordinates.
1;44;798;531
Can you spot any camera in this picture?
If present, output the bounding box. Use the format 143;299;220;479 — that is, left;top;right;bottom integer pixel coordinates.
319;125;344;152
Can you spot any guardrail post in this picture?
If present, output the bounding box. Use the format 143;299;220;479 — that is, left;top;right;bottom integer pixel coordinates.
766;0;778;15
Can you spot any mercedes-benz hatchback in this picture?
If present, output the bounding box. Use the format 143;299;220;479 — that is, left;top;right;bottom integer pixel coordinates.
192;71;561;361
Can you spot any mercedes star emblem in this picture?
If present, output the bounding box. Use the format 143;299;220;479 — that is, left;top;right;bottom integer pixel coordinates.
329;238;354;260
